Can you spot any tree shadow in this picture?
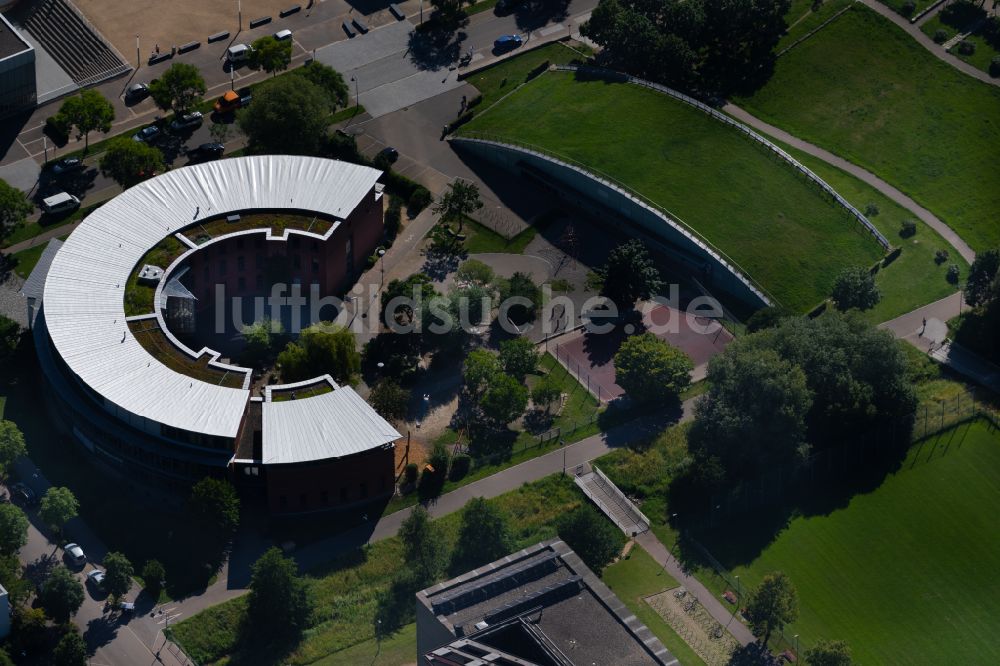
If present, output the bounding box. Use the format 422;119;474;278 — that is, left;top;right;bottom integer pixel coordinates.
512;0;571;32
407;24;468;71
523;408;554;435
422;246;464;281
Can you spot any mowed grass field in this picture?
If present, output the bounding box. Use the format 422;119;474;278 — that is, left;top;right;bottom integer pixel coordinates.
698;419;1000;664
463;72;884;312
738;5;1000;252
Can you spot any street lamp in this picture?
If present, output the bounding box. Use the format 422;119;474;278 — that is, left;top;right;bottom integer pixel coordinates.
237;0;243;31
794;634;799;655
135;34;140;69
734;575;741;602
378;248;386;286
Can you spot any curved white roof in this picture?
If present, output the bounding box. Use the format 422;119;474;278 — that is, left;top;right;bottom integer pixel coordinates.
42;156;382;439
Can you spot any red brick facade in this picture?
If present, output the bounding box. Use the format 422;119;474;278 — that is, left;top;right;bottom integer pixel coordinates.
264;444;395;514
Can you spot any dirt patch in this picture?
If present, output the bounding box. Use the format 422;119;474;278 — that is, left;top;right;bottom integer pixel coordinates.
645;588;740;666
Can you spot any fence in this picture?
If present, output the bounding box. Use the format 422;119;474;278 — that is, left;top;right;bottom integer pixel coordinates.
552;341;620;404
550;64;891;250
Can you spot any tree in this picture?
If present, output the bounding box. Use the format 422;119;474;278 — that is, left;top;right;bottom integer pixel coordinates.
433;180;483;233
0;419;27;481
479;375;529;427
745;571;798;645
688;345;811;480
0;179;32;243
11;607;49;657
557;504;625;572
599;240;664;312
0;314;21;361
148;62;206;114
745;306;793;333
209;121;233;144
250;35;293;76
451;283;492;329
58;89;114;151
499;337;539;382
428;0;474;28
241;317;284;365
463;349;502;399
38;565;84;623
277;323;360;383
805;639;853;666
614;333;692;404
964;248;1000;307
0;503;28;555
456;259;494;286
531;375;562;412
498;272;542;324
187;477;240;536
0;553;31;606
831;267;880;311
369;378;410;422
450;497;513;573
727;642;778;666
102;551;134;603
141;559;167;595
39;486;79;537
398;506;442;582
239;76;333;155
247;547;314;638
52;627;88;666
99;137;165;189
383;273;437;327
291;61;350;108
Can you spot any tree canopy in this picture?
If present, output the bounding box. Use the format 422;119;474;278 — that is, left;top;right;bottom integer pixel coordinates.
149;62;206;114
187;477;240;537
805;639;853;666
250;36;293;76
0;419;27;481
241;317;284;365
0;504;28;555
277;323;360;383
556;504;625;572
433;180;483;233
581;0;791;94
498;272;542;325
59;89;114;151
102;551;134;602
450;497;514;573
398;506;443;582
369;378;410;422
964;248;1000;307
39;486;79;535
290;61;350;108
479;375;529;427
599;240;664;312
38;566;84;623
52;628;88;666
0;179;32;243
745;571;798;645
239;76;334;155
383;272;438;328
831;267;881;312
99;137;165;188
499;337;539;382
614;332;692;404
247;547;314;639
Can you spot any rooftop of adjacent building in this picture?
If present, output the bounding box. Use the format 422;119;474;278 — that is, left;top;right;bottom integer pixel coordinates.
0;13;31;60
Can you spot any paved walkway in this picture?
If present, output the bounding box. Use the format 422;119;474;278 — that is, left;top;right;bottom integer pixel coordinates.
721;102;976;264
856;0;999;88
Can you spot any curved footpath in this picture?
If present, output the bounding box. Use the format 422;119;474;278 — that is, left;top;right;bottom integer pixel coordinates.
856;0;999;88
721;102;976;264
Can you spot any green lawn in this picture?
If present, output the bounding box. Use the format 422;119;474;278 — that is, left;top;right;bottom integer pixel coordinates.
603;544;707;666
465;40;592;112
778;0;853;52
737;5;1000;253
311;622;417;665
462;217;538;254
876;0;934;17
693;418;1000;664
170;474;598;665
776;142;967;324
10;242;51;279
2;202;101;249
462;71;885;312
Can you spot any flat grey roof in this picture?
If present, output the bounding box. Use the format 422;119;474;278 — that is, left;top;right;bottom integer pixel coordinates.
0;14;32;60
42;156;382;439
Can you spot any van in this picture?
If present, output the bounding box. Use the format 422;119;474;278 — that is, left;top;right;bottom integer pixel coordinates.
42;192;80;214
226;43;251;64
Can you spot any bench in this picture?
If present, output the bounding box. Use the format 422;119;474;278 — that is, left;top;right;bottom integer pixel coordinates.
208;31;230;43
352;17;368;34
342;21;355;37
389;3;405;20
178;41;200;54
280;5;301;17
249;16;271;29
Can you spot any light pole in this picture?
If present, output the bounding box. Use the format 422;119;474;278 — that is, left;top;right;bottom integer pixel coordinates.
350;76;359;108
378;248;386;287
734;575;741;603
135;34;140;69
794;634;799;656
419;0;423;24
43;136;48;164
237;0;243;31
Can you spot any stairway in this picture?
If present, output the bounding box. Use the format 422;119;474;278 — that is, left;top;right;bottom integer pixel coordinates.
574;466;650;537
17;0;130;87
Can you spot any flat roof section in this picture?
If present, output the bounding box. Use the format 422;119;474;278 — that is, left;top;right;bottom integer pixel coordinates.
419;539;677;666
0;14;31;60
42;156;382;439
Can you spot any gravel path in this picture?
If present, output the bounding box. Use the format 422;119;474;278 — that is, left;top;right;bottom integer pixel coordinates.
0;272;27;327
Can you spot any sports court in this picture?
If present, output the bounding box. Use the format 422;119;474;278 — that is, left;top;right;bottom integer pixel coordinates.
552;304;733;402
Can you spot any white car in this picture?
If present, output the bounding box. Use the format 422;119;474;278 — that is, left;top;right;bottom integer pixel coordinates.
64;543;86;566
86;569;106;589
274;29;292;41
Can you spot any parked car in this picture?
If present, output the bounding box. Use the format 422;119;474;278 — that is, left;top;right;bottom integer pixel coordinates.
51;157;84;175
86;569;106;589
64;543;86;567
377;147;399;164
125;83;149;103
188;142;225;162
9;483;37;506
226;43;251;64
494;34;523;51
132;125;162;143
40;192;80;215
238;87;253;107
274;29;292;40
169;111;203;132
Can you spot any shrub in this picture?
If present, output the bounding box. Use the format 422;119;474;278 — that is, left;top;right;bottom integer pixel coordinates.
407;187;433;216
385;196;403;238
933;29;949;44
404;462;418;486
935;248;950;264
901;0;915;16
467;94;483;109
947;263;961;284
44;114;71;146
449;453;471;481
366;253;378;269
990;55;1000;77
450;111;475;131
526;60;550;81
864;202;879;217
900;219;917;238
957;40;976;56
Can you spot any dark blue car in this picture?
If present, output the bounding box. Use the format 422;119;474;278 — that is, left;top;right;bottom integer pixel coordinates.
494;34;523;51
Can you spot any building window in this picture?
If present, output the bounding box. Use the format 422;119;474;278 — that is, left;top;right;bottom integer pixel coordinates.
238;276;246;290
256;274;264;289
